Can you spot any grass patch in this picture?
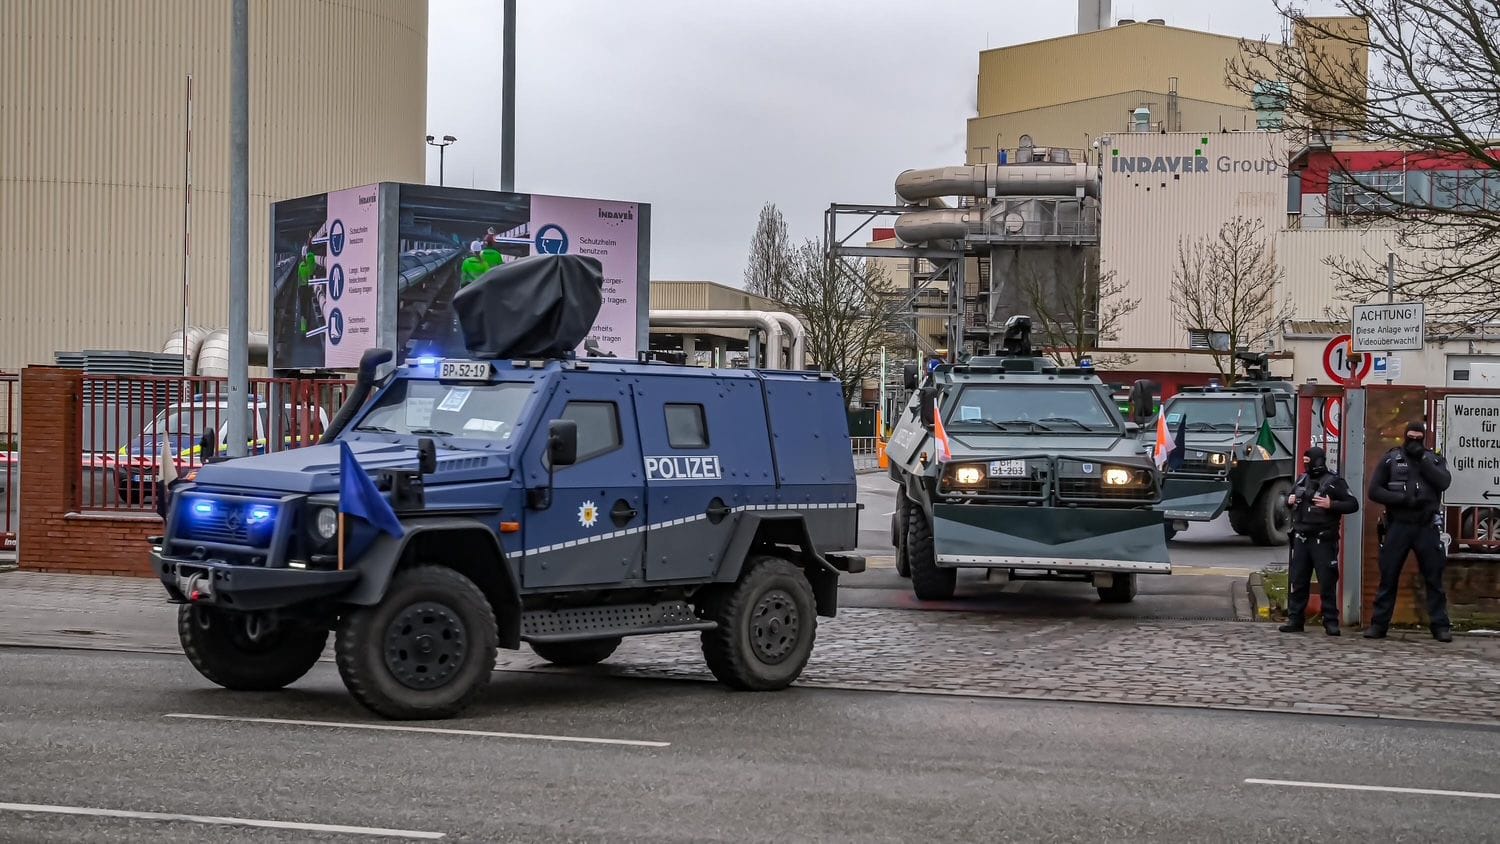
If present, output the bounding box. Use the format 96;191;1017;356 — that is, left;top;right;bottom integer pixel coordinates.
1260;567;1288;615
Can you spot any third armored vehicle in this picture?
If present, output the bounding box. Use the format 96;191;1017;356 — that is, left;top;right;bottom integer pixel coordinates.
151;254;862;719
1138;353;1295;545
887;317;1170;603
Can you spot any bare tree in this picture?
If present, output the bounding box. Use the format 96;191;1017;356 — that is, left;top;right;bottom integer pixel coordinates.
1229;1;1500;326
1170;217;1293;383
743;202;793;300
781;239;903;405
1015;252;1139;367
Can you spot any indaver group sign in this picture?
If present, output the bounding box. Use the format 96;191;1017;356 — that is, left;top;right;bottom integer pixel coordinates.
1352;302;1425;352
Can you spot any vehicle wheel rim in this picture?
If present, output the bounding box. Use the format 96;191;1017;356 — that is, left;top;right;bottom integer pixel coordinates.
749;588;800;665
1480;516;1499;541
383;601;467;690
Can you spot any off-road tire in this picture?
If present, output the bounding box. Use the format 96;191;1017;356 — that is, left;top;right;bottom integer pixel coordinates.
699;556;817;691
893;490;911;577
1248;480;1293;547
530;637;622;667
178;605;327;691
906;505;956;600
1228;507;1253;536
1096;573;1138;603
335;565;498;720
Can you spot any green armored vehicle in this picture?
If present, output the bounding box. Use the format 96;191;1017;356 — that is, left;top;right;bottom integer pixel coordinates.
887;317;1170;604
1136;353;1296;545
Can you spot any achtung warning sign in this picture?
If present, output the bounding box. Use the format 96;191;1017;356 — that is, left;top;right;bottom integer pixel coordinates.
1352;302;1425;352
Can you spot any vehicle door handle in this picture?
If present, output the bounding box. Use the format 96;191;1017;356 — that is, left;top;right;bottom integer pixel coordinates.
611;499;638;527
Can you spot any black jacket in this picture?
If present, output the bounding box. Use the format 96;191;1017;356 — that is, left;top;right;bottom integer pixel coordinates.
1291;470;1359;533
1368;447;1452;522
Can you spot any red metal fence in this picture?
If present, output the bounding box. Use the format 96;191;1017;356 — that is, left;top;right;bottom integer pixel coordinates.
79;375;353;513
2;372;17;551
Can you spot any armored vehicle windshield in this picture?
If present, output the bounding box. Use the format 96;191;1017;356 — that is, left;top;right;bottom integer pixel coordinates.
1162;395;1259;431
353;379;533;444
945;383;1121;433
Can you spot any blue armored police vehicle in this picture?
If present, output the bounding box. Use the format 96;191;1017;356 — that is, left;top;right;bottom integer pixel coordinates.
152;254;862;720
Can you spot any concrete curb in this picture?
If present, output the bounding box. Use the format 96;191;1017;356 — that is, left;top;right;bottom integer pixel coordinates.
1247;572;1272;621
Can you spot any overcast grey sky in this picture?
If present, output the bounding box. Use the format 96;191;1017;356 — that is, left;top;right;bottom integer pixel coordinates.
427;0;1345;286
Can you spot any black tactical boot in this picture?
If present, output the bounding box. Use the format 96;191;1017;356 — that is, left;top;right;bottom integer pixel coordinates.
1432;627;1453;643
1278;620;1304;633
1362;626;1387;639
1323;621;1341;636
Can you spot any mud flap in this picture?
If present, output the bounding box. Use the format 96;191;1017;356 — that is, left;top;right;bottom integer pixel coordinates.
1156;477;1231;523
932;504;1170;574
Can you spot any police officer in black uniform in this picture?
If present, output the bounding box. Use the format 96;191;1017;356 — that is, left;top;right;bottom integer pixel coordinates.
1280;446;1359;636
1365;421;1453;642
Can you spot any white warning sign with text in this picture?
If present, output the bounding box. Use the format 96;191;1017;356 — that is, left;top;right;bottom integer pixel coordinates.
1442;395;1500;506
1352;302;1425;352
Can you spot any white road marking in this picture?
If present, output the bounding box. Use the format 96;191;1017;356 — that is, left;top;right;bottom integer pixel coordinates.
0;801;444;839
1245;778;1500;801
164;713;670;748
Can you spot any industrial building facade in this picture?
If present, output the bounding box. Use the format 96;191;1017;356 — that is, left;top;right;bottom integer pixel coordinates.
0;0;428;371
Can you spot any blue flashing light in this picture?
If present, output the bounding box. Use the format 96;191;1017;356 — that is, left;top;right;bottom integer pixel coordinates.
246;505;274;524
417;356;438;366
191;501;215;516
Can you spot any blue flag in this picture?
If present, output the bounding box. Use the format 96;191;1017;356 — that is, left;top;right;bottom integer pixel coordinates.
338;441;405;538
1166;415;1187;471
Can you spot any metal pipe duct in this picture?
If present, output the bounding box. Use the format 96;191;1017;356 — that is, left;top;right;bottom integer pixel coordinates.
162;326;213;374
893;208;979;245
195;329;268;377
764;311;806;369
648;310;804;369
895;163;1099;203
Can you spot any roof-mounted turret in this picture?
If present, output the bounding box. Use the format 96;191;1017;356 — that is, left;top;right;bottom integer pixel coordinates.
451;254;604;360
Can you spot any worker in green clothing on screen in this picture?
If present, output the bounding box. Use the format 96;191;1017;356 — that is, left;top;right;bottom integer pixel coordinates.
296;241;321;333
460;240;488;287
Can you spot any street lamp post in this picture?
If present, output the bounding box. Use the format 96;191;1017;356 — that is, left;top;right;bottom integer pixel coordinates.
425;134;457;186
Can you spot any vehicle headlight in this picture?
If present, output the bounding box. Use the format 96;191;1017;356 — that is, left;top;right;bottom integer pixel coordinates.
953;465;986;485
1103;467;1134;486
1208;452;1228;467
314;506;339;540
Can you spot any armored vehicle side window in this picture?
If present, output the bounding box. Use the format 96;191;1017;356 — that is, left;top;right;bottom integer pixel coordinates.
561;400;621;463
1273;397;1294;430
664;403;709;449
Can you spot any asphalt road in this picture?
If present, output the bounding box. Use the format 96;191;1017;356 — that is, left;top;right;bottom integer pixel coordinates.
849;472;1280;620
1;647;1496;842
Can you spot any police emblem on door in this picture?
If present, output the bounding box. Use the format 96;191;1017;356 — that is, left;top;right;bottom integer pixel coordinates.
578;500;599;529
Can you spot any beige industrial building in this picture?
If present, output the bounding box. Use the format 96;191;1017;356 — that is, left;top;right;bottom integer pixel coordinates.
0;0;428;372
967;18;1272;165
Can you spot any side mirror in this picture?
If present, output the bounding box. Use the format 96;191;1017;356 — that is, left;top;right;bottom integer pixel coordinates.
1261;393;1277;417
1127;379;1154;424
417;437;438;475
199;428;218;459
548;419;578;467
903;362;919;391
918;386;937;428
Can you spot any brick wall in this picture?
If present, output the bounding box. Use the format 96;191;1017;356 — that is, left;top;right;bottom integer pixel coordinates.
18;367;158;576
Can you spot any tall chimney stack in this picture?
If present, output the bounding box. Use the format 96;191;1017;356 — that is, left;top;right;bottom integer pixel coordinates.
1077;0;1111;33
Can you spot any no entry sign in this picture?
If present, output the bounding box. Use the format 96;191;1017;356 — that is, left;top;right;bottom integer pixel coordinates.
1322;334;1373;385
1321;395;1342;438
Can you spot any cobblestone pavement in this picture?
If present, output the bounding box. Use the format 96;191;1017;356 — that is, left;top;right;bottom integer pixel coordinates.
3;571;1498;726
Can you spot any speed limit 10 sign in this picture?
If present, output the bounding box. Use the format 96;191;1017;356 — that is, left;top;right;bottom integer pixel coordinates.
1322;334;1373;385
